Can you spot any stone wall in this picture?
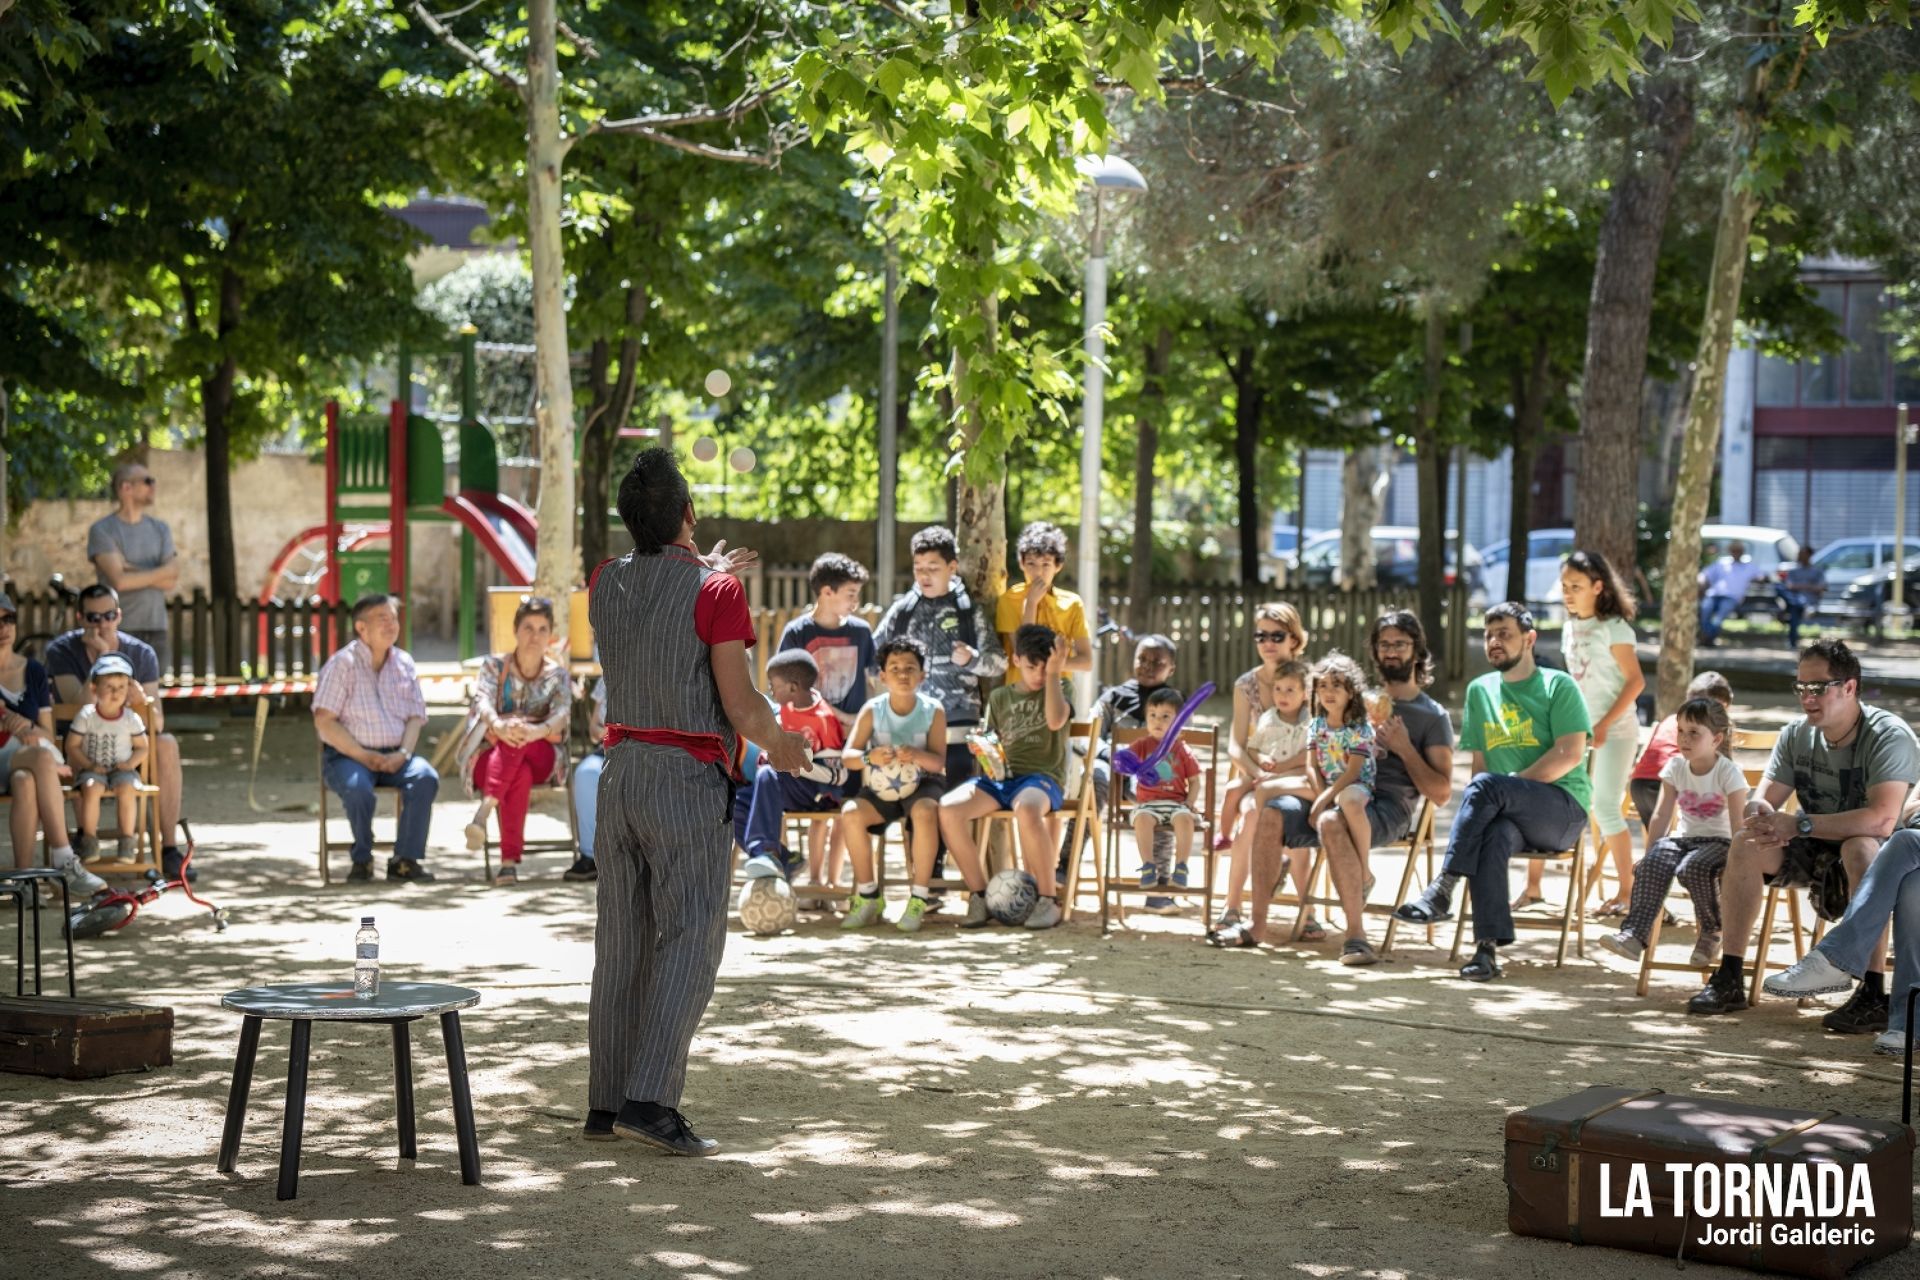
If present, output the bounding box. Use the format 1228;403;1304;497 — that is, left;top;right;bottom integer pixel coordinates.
2;447;463;636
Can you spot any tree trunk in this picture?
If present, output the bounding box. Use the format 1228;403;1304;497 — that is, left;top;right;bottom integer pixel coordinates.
202;261;244;606
526;0;577;631
1656;59;1774;715
1414;304;1448;696
954;300;1007;608
1128;326;1174;627
1506;335;1555;603
0;379;10;542
1575;76;1696;577
1231;344;1263;588
578;283;649;579
1340;431;1386;590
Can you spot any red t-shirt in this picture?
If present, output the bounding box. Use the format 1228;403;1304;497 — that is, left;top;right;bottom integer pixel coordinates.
780;695;846;752
1133;734;1200;805
1633;715;1679;781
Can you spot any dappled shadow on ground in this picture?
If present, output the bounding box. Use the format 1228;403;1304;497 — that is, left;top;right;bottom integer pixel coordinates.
2;711;1914;1278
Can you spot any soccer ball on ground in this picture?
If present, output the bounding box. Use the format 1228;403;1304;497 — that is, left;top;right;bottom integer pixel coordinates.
738;876;797;935
984;869;1040;925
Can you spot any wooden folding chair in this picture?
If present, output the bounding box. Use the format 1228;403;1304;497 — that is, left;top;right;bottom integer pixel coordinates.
1450;826;1590;966
316;739;406;887
979;716;1103;922
54;701;164;878
1281;798;1441;956
476;776;578;881
1099;723;1219;931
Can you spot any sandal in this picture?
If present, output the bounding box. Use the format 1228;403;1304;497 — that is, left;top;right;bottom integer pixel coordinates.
1593;899;1629;919
1393;897;1453;924
494;862;519;885
1207;923;1261;949
1511;892;1547;911
1207;910;1242;939
1299;916;1327;942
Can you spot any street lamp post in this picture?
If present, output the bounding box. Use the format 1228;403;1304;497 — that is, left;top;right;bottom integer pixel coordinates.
1075;154;1147;709
1893;402;1913;632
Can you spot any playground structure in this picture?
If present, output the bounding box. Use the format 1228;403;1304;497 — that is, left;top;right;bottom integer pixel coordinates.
259;332;538;659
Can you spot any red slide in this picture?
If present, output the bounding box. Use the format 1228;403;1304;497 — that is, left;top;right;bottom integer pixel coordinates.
460;489;537;552
441;495;534;585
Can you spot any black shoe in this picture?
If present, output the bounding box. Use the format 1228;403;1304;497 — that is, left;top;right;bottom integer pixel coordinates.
612;1100;719;1156
386;858;436;883
564;856;598;882
1459;944;1501;982
1687;970;1748;1015
345;862;375;884
584;1109;617;1142
1394;890;1453;924
161;846;197;883
1822;985;1890;1035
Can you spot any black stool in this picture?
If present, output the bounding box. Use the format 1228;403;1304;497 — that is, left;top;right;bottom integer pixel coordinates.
0;868;76;996
216;981;481;1200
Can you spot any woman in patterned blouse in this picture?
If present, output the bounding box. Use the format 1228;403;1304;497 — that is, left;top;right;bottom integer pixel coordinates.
457;597;573;884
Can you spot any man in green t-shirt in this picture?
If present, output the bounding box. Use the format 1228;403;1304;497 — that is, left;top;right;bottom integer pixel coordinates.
1394;602;1592;981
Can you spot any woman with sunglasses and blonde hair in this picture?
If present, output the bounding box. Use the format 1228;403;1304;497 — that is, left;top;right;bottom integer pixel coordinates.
457;596;574;884
1210;602;1309;936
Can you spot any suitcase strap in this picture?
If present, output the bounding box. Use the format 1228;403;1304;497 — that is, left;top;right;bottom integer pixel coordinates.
1567;1088;1663;1144
1748;1110;1838;1156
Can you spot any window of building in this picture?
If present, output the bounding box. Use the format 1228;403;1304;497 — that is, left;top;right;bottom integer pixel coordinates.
1848;287;1890;403
1756;350;1798;406
1800;283;1845;404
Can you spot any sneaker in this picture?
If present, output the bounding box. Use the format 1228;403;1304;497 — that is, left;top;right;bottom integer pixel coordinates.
1171;862;1190;890
75;835;100;864
1459;943;1501;982
162;846;196;883
116;835;138;861
1821;985;1890;1035
1686;970;1748;1016
612;1101;719;1157
1339;938;1380;967
1599;931;1646;962
386;858;436;883
1137;863;1159;891
494;862;519;886
1211;833;1232;852
1688;932;1722;969
1143;895;1178;913
60;858;109;900
841;893;886;930
1872;1027;1911;1058
564;856;598;882
742;853;784;880
583;1109;617;1142
960;894;993;929
897;896;931;933
1024;897;1063;930
1762;949;1855;999
464;822;487;852
345;861;375;883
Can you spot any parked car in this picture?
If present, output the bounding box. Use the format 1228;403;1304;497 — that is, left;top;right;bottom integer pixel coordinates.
1829;554;1920;629
1698;524;1800;618
1295;526;1486;597
1808;537;1920;596
1479;528;1577;610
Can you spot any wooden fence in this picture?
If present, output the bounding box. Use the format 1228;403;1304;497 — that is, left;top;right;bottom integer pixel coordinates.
10;578;1471;691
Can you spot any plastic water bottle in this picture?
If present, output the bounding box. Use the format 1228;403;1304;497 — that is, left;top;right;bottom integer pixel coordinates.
354;916;380;999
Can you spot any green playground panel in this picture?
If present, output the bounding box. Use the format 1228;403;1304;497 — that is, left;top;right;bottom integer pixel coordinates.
336;549;390;603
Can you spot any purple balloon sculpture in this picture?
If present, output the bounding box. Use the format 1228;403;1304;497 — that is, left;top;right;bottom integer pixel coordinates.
1113;682;1216;778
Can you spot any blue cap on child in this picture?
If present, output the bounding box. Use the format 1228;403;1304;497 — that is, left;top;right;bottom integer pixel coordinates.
89;653;135;680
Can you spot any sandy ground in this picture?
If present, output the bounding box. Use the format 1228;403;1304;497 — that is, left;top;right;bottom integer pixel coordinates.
3;709;1917;1280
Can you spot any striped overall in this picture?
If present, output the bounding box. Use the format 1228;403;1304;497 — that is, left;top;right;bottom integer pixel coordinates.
586;545;740;1112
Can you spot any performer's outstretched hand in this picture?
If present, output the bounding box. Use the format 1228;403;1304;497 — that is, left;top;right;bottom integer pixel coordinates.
764;727;813;775
701;539;759;577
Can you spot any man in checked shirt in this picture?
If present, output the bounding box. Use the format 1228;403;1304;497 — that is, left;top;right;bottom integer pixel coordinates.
313;594;440;882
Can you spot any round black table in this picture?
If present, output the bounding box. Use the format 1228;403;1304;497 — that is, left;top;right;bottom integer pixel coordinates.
216;981;481;1200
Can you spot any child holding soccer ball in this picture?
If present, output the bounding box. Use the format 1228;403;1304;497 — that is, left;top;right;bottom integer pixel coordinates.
841;637;949;932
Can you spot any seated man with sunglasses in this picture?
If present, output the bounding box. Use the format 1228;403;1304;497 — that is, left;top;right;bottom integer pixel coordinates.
1687;639;1919;1029
45;584;193;881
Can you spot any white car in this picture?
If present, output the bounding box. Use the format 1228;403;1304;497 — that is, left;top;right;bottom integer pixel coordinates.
1479;528;1576;612
1698;523;1800;617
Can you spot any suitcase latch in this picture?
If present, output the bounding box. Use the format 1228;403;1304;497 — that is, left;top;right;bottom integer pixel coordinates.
1531;1135;1561;1172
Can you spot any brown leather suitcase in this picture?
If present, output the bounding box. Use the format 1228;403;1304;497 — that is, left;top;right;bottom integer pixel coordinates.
0;995;174;1080
1506;1085;1913;1277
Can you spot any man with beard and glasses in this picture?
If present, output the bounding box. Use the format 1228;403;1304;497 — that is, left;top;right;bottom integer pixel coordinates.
1393;603;1592;981
1228;611;1454;962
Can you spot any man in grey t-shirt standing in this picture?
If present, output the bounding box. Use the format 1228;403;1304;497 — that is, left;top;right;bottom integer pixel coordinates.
87;460;179;677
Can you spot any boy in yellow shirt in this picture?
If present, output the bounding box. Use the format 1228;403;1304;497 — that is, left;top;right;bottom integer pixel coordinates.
994;521;1092;678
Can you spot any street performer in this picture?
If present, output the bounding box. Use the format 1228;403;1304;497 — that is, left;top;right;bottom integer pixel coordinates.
584;448;811;1155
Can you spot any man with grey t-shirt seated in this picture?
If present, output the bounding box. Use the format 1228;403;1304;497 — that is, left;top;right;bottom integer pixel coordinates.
1226;610;1456;964
88;459;179;677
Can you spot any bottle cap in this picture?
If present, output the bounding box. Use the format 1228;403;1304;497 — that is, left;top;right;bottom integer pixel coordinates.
361;916;375;926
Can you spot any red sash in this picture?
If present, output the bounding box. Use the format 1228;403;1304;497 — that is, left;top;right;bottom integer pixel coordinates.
604;724;743;780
